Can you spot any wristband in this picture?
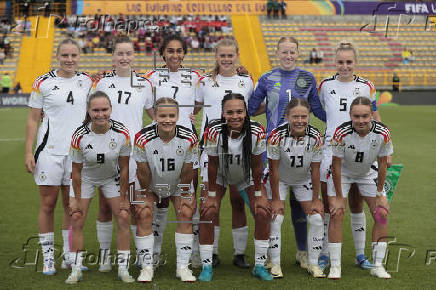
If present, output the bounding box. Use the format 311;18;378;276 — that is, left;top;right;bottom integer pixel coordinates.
208;191;216;197
254;190;262;197
376;190;386;197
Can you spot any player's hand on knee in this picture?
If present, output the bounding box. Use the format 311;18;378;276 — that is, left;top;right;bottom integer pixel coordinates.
330;196;346;218
375;196;389;219
200;196;218;217
119;197;131;212
25;153;35;174
255;195;271;217
311;199;324;218
271;200;283;220
69;198;82;216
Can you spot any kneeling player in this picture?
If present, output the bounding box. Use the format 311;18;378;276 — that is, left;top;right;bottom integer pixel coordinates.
198;93;272;281
327;97;392;279
133;98;198;282
267;98;325;278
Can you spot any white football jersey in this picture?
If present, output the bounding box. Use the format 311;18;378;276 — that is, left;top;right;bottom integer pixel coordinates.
93;70;154;138
146;68;201;130
319;74;377;142
196;73;254;136
267;123;323;185
29;70;93;155
205;119;266;186
331;120;393;179
133;123;198;196
70;120;131;185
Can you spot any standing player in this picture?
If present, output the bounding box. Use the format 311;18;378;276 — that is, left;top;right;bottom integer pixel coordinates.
133;98;198;282
248;36;326;274
266;98;325;278
66;91;134;284
25;39;93;275
318;41;382;271
194;38;255;268
145;35;202;267
199;93;272;281
92;35;154;272
327;97;392;279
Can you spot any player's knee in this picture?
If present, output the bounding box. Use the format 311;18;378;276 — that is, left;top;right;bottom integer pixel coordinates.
136;205;153;221
40;203;56;215
180;204;194;221
71;212;84;227
308;213;323;227
255;207;269;221
230;196;245;212
117;209;130;222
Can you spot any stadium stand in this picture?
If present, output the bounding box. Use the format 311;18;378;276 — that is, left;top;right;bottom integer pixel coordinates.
260;15;436;88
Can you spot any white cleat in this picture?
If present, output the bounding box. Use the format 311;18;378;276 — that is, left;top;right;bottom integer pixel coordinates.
296;251;309;270
99;261;112;272
42;259;56;275
65;269;82;284
270;264;283;278
118;268;135;283
370;266;391;279
265;256;272;269
137;266;154;283
328;266;341;280
190;252;202;268
176;266;196;282
62;259;89;271
308;264;326;278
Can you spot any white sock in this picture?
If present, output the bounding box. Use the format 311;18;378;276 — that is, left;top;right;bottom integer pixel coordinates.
308;214;324;265
213;226;220;255
320;213;330;257
269;214;284;265
153;207;169;255
200;244;213;267
62;229;71;263
39;232;54;263
175;233;193;269
254;239;269;266
372;242;387;267
71;251;84;271
136;234;154;268
97;221;113;264
232;226;248;255
329;242;342;267
192;207;200;255
130;225;138;264
117;250;131;269
351;212;366;257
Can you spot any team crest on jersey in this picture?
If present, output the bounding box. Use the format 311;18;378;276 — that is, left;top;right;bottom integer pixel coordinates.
371;139;377;148
238;80;245;88
77;80;83;88
353;87;360;97
296;77;307;88
109;139;117;150
176;146;184;156
39;171;47;181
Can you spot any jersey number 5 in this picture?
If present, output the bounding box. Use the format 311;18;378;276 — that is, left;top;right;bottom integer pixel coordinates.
160;158;175;171
339;98;347;111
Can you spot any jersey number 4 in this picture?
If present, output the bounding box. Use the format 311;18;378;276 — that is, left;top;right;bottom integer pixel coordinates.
160;158;175;171
66;91;74;105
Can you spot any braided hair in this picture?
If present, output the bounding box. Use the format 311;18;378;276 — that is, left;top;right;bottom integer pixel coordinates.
220;93;252;183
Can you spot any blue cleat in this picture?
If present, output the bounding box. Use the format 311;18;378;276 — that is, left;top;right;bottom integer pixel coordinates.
198;265;213;282
318;255;329;271
252;265;273;281
356;254;374;270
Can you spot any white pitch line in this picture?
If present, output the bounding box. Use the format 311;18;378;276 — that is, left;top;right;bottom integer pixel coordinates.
0;138;24;142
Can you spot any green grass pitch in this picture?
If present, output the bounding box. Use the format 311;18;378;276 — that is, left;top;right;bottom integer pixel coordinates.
0;105;435;289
